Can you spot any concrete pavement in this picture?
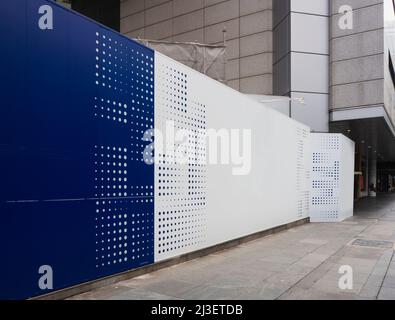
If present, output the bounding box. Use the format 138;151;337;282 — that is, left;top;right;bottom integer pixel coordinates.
69;193;395;300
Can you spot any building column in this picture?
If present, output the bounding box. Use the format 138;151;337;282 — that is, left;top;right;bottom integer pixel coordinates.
369;158;377;197
273;0;329;132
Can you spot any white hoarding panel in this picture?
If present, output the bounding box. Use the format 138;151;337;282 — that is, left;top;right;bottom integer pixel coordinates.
310;133;355;222
154;52;311;261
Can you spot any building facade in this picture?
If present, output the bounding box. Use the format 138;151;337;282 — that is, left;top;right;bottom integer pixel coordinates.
67;0;395;199
328;0;395;198
120;0;273;95
120;0;395;198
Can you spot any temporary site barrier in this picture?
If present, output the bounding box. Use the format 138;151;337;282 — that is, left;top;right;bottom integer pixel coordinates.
0;0;351;299
310;133;355;222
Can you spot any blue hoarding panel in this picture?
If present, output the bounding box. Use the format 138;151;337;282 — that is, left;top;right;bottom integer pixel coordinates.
0;0;154;299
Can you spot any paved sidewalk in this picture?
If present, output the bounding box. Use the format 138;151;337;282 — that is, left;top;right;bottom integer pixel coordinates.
70;193;395;300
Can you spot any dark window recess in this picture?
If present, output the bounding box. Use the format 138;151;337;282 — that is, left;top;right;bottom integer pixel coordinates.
389;52;395;88
71;0;120;32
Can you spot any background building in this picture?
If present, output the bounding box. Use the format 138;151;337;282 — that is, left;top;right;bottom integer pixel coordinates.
119;0;273;95
63;0;395;199
328;0;395;198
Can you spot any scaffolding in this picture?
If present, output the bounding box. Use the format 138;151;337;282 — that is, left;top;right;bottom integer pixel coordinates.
135;39;227;84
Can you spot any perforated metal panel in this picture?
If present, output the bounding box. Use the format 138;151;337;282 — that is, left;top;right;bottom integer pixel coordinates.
296;127;311;219
154;57;208;261
310;133;355;222
93;29;155;271
2;0;317;299
154;52;311;262
0;0;155;299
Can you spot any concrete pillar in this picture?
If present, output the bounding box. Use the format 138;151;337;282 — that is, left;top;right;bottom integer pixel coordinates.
273;0;329;132
369;158;377;197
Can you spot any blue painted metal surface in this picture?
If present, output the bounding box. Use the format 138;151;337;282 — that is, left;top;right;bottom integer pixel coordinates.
0;0;155;299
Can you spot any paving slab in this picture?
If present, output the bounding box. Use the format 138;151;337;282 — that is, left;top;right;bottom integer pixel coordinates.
69;193;395;300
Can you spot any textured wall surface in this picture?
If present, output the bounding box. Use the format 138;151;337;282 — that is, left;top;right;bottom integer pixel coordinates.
384;0;395;127
120;0;273;94
330;0;385;112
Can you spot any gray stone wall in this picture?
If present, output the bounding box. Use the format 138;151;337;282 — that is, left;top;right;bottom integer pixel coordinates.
120;0;273;94
330;0;385;111
384;0;395;127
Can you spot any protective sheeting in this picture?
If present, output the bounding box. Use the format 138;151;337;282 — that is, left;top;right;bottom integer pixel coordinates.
136;39;227;83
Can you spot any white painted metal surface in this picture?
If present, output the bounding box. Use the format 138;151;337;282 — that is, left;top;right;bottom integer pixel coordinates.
310;133;355;222
154;52;311;261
